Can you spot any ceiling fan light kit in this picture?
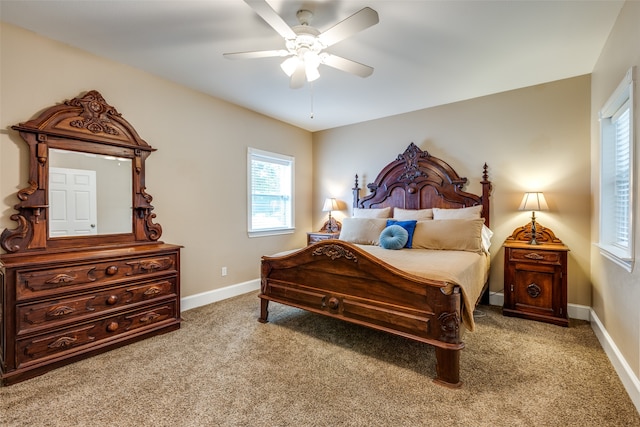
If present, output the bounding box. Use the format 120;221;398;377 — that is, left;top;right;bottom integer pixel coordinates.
224;0;379;89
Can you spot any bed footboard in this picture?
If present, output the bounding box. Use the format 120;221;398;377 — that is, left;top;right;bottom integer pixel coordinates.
259;241;466;387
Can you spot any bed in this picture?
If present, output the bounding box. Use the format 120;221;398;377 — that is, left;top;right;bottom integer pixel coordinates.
259;143;492;387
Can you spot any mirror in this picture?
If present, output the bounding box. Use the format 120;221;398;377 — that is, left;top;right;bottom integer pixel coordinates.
1;90;162;254
49;149;132;237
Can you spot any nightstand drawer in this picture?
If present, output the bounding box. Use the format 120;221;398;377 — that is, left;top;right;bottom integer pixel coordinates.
508;248;561;264
307;232;340;246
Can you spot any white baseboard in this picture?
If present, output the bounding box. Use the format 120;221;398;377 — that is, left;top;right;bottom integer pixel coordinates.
590;309;640;413
180;279;260;312
488;292;590;321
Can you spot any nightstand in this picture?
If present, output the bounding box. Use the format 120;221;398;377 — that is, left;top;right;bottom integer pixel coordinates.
307;231;340;246
503;223;569;327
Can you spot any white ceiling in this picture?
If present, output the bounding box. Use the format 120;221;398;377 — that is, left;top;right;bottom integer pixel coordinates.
0;0;624;132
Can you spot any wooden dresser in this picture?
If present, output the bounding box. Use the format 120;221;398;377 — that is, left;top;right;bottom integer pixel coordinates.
0;244;181;384
0;91;181;384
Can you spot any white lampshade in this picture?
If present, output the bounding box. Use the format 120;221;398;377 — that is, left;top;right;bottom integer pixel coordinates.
323;198;339;212
280;57;299;77
519;192;549;211
281;53;321;82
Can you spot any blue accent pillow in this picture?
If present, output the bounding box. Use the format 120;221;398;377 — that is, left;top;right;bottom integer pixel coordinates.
386;219;417;248
379;225;409;250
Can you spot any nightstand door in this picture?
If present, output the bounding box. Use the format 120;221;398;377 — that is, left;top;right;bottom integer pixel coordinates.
510;262;557;318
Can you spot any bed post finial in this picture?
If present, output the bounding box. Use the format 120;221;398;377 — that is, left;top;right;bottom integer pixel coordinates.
353;174;360;208
481;163;491;228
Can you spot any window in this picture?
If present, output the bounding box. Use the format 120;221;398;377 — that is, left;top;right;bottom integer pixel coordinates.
248;148;294;237
598;67;635;271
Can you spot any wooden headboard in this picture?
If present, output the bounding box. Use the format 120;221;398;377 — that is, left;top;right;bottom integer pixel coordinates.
352;143;492;227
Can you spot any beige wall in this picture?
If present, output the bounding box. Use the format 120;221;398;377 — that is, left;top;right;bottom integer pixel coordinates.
313;75;592;307
0;23;313;298
590;1;640;377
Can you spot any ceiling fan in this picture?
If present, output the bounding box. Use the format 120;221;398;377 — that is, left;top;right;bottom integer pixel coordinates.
224;0;379;89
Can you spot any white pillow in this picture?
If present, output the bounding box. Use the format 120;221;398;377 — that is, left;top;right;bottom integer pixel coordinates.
481;225;493;252
339;218;388;245
393;208;433;221
432;205;482;220
353;207;391;219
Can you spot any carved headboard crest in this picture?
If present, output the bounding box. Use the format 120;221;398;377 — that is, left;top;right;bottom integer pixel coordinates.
393;142;468;189
353;143;492;227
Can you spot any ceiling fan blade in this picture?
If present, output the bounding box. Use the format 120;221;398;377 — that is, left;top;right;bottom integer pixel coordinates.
244;0;297;40
317;7;379;47
322;54;374;78
223;50;289;60
289;62;306;89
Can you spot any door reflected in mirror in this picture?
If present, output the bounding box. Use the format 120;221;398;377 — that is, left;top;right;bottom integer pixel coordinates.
49;149;132;237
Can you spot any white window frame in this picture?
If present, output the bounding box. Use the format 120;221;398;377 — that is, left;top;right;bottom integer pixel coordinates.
598;66;635;271
247;147;295;237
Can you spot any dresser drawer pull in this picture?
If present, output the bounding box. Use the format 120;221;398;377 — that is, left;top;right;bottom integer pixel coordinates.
106;322;119;332
139;261;162;272
143;287;161;296
45;273;77;284
524;253;544;260
105;265;119;275
106;295;119;305
47;305;76;318
139;312;161;323
48;336;78;349
126;258;174;275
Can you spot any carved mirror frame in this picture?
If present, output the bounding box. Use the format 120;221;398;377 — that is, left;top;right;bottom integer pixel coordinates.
1;90;162;253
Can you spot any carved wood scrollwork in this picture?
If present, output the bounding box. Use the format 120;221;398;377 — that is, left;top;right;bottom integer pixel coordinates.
125;257;174;275
47;306;76;318
506;222;563;245
0;215;31;253
47;336;78;349
67;91;122;136
438;311;460;340
312;244;358;262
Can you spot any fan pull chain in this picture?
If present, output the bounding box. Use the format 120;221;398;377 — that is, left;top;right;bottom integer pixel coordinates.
310;82;314;119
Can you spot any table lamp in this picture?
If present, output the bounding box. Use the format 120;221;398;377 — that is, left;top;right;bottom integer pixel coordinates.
518;192;548;245
322;198;340;233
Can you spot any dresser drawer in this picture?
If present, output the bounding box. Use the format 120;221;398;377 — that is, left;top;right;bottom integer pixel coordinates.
16;253;178;300
508;248;561;264
16;301;178;368
16;277;177;335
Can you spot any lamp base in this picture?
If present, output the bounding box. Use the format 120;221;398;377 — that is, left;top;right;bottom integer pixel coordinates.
528;214;540;245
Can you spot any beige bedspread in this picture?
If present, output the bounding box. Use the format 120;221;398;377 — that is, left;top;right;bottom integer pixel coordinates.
356;245;489;331
269;244;489;332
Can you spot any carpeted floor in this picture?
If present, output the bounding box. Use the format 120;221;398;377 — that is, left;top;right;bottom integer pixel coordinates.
1;291;639;426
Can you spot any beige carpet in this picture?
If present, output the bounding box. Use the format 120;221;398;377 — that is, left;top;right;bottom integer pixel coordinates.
2;291;638;426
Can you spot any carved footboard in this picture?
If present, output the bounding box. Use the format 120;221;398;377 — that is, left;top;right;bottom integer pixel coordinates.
259;241;466;387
